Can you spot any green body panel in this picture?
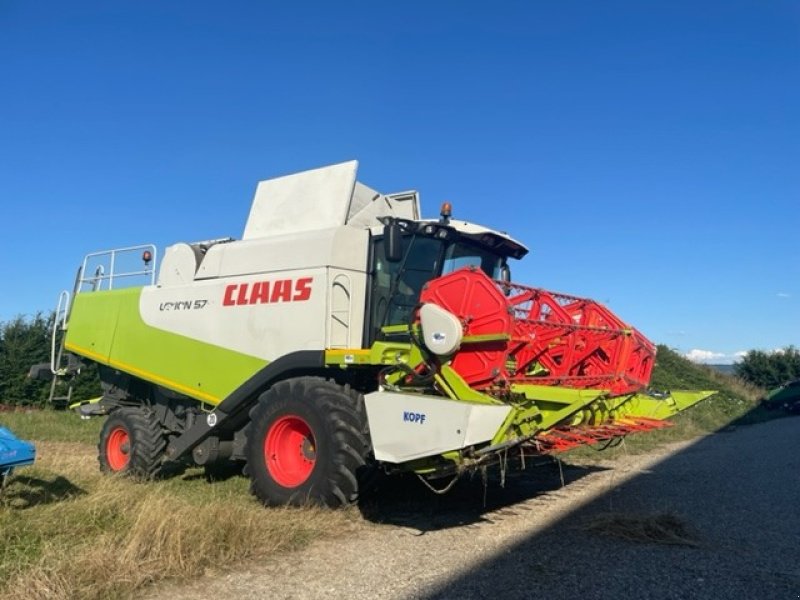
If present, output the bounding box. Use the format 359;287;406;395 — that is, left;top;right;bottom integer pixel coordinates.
497;384;609;442
437;365;505;405
764;381;800;408
618;390;716;420
65;288;268;404
491;386;714;448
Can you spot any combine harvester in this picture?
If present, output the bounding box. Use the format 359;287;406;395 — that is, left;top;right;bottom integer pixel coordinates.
46;161;713;506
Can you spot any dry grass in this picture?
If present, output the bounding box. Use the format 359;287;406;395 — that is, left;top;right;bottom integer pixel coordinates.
0;438;357;600
701;368;763;403
584;512;699;547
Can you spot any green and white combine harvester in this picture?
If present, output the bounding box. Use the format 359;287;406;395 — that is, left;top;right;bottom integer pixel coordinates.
50;161;713;506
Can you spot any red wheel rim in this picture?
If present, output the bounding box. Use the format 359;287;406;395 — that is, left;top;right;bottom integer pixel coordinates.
106;426;131;471
264;415;316;487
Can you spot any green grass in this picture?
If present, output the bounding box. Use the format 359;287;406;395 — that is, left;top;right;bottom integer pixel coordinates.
0;409;103;444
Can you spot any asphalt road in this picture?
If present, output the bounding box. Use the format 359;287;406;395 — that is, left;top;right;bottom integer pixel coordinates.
153;415;800;600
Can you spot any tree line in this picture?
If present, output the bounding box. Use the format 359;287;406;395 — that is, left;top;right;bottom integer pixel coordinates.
0;313;99;406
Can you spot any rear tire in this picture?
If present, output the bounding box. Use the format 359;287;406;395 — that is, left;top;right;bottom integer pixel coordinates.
98;407;166;478
245;378;371;507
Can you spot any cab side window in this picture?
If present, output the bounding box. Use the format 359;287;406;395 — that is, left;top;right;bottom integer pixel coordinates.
370;235;442;341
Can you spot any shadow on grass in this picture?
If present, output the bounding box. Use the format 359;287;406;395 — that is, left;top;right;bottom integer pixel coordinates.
180;461;245;483
1;474;86;509
358;457;609;532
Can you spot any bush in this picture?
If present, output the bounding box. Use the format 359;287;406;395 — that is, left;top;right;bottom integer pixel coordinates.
734;346;800;390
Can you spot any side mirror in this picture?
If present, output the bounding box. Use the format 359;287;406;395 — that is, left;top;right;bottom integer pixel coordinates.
500;263;512;296
384;221;403;263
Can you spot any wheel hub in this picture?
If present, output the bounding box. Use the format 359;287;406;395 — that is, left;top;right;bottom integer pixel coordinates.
301;437;316;461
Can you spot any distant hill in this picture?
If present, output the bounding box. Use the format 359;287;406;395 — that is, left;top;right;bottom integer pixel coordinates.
652;346;753;400
650;345;764;431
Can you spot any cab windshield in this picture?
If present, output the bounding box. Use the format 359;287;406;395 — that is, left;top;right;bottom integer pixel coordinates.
442;241;504;279
368;232;507;342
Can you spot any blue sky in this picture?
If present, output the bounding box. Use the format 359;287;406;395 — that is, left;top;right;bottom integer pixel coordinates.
1;1;797;362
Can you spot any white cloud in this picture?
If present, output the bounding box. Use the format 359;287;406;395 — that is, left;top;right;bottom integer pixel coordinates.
685;349;726;363
777;292;791;298
684;349;747;365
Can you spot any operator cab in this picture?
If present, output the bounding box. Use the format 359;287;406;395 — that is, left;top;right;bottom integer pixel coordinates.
367;209;528;344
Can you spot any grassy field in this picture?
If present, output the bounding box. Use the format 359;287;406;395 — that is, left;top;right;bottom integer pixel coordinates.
0;411;357;600
0;347;772;599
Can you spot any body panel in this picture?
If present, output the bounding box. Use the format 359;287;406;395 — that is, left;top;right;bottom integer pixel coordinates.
65;289;268;404
364;390;512;463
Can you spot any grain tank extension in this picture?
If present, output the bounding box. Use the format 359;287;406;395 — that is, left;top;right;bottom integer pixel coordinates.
53;161;713;506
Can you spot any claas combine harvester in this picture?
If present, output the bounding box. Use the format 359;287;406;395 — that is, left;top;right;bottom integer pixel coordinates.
45;162;713;506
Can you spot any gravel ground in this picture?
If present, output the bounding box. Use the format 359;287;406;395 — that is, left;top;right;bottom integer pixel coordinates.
151;415;800;600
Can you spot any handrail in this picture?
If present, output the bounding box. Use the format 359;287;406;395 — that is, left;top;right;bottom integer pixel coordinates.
50;290;70;374
78;244;157;292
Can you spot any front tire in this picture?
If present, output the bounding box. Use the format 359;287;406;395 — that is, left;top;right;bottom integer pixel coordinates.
245;378;370;507
98;407;166;478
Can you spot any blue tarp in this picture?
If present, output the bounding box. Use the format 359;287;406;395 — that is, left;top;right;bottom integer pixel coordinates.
0;426;36;479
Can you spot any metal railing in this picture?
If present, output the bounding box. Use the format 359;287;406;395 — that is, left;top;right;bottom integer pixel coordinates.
50;290;70;374
77;244;157;292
